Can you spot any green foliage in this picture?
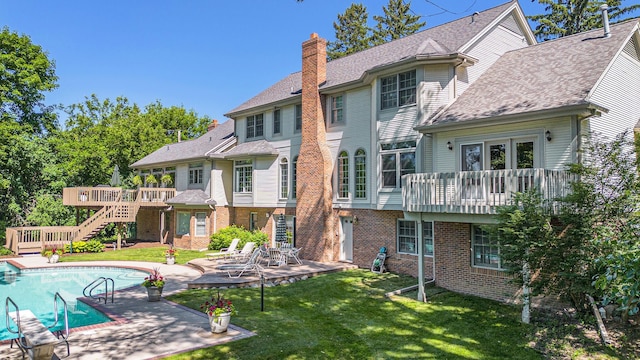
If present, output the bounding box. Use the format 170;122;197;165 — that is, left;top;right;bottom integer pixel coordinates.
52;95;209;187
0;26;58;133
371;0;425;45
327;3;372;60
209;225;268;250
25;194;75;226
0;247;12;256
64;240;105;253
529;0;640;41
494;131;640;312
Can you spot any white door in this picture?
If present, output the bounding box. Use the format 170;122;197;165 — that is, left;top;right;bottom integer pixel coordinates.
339;216;353;262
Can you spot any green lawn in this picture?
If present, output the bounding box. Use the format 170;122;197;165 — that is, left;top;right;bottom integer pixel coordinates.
166;270;540;360
58;245;205;264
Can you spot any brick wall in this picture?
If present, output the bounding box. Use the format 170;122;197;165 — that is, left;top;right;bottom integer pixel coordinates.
296;33;336;262
232;207;295;245
172;209;215;250
435;222;519;302
337;209;434;279
136;208;161;241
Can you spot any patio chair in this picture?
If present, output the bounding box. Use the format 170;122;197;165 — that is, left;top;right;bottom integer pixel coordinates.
217;249;263;278
205;238;240;261
286;247;303;265
228;242;256;263
267;247;286;267
258;244;270;264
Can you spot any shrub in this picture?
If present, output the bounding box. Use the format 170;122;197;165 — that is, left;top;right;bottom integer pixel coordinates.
209;225;269;250
64;240;105;253
0;247;13;256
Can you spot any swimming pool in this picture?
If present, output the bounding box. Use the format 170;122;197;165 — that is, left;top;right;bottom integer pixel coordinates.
0;261;148;341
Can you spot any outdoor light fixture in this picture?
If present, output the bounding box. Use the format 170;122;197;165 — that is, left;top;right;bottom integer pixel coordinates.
353;215;358;225
447;141;453;150
545;130;552;142
266;212;270;218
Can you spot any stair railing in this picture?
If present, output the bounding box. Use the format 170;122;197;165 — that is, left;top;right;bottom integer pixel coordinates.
83;277;115;304
5;297;29;354
49;292;71;356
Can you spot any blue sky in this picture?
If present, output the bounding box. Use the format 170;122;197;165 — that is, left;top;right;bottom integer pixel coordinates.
0;0;613;124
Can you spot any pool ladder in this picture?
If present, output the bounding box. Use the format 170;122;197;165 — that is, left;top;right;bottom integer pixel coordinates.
5;293;71;358
83;277;114;304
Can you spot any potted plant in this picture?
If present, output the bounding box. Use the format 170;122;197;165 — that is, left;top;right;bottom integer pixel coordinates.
145;174;158;187
141;267;165;302
165;246;178;265
160;174;173;187
132;175;143;186
200;291;237;333
41;247;63;263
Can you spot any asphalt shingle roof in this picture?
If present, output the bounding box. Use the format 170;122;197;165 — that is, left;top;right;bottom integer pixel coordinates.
131;120;235;167
165;189;214;205
217;139;279;159
226;1;517;116
425;20;639;128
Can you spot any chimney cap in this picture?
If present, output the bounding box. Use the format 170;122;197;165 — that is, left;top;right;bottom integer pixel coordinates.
310;33;318;39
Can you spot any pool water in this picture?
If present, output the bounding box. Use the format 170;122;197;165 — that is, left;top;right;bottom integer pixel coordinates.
0;262;148;341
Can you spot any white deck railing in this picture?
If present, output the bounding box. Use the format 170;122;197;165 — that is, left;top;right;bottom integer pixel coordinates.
402;169;573;214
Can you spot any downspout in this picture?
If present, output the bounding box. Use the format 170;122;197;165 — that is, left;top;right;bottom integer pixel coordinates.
452;59;467;100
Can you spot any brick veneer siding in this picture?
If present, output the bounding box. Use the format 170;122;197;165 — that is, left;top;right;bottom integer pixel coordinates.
337;209;435;279
136;208;161;241
172;209;215;250
232;207;295;245
434;222;519;302
296;33;336;262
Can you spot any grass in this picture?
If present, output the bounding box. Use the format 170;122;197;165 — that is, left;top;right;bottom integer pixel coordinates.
166;270;540;360
58;245;206;264
55;247;636;359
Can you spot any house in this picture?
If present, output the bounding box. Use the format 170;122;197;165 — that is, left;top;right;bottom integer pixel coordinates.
129;119;236;250
222;0;640;302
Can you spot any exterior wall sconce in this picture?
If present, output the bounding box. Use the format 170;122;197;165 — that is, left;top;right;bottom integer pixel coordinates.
447;141;453;150
545;130;552;142
353;215;358;225
266;212;271;218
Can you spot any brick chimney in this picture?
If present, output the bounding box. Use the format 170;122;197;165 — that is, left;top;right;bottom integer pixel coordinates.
296;33;336;262
207;119;219;131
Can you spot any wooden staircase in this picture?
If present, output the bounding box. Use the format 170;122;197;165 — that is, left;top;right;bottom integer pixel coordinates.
5;187;175;254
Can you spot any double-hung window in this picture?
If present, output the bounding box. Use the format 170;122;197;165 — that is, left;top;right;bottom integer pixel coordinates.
330;95;344;124
188;163;203;185
273;109;281;135
397;220;434;255
246;114;264;139
234;160;253;193
381;141;416;188
337;151;349;198
280;158;289;199
292;156;298;199
295;104;302;132
472;225;502;269
354;149;366;199
195;212;206;236
380;70;416;110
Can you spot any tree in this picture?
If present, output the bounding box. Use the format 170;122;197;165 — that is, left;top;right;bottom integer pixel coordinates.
0;27;60;243
327;3;372;60
529;0;640;41
0;27;58;133
372;0;425;46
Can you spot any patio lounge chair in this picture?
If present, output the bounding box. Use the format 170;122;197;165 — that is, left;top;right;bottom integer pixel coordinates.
217;249;263;278
286;247;303;265
205;238;240;260
228;242;256;263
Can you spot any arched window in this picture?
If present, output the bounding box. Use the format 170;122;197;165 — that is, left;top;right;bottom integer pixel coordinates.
280;158;289;199
354;148;366;199
292;156;298;199
338;151;349;199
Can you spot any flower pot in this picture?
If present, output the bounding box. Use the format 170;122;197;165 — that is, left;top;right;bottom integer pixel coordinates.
146;286;163;302
208;312;231;333
166;256;175;265
49;254;59;263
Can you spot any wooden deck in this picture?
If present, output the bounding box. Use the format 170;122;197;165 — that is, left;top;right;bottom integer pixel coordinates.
5;187;176;255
